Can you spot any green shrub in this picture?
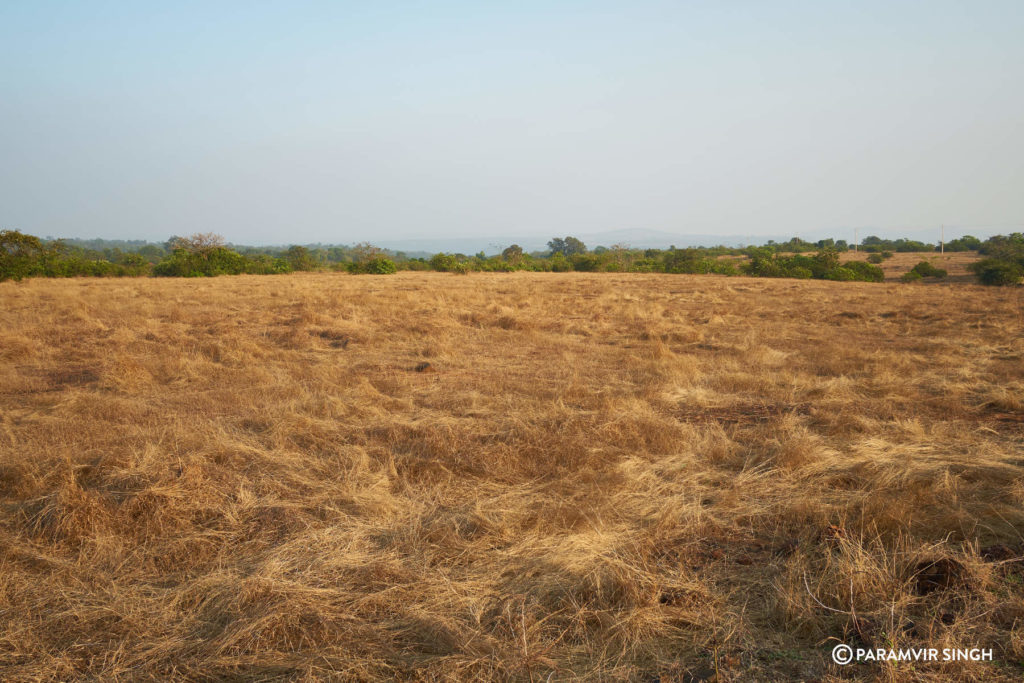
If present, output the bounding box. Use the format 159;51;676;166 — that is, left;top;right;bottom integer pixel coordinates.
970;259;1022;286
813;247;841;273
944;236;981;252
664;248;738;276
246;255;292;274
970;234;1023;285
901;271;923;283
429;253;459;272
479;258;516;272
861;236;934;252
741;248;786;277
153;246;249;277
347;257;397;274
977;233;1024;259
549;253;572;272
909;261;947;278
628;258;659;273
1;230;47;281
825;267;857;281
284;245;318;271
706;259;738;276
364;257;397;274
569;253;604;272
867;253;884;264
739;246;879;282
843;261;885;282
2;231;157;279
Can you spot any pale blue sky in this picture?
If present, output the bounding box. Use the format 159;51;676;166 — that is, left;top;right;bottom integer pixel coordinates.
2;1;1022;244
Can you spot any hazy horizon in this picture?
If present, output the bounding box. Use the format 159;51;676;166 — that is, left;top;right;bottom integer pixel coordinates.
3;2;1022;245
36;225;1017;253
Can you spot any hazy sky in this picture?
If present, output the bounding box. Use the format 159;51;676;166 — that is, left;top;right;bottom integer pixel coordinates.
2;1;1022;244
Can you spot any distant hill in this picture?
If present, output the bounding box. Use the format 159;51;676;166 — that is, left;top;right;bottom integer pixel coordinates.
373;225;1011;255
41;225;1014;256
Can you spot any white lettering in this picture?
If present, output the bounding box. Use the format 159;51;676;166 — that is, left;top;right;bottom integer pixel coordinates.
842;644;992;664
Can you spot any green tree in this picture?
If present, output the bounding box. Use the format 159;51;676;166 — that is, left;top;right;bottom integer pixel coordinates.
970;233;1024;285
284;245;318;271
812;247;841;273
137;244;166;263
0;230;47;281
742;247;784;277
547;236;587;257
501;244;524;264
943;235;981;252
167;232;226;254
351;242;386;263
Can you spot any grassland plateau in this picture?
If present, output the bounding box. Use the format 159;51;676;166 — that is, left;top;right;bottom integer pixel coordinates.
1;271;1022;681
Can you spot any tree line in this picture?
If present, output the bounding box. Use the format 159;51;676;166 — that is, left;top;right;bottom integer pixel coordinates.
2;230;1022;285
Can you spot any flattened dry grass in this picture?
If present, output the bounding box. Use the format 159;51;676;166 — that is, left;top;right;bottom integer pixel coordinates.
1;272;1023;681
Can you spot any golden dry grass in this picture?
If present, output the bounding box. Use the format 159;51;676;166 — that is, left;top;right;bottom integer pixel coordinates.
1;272;1023;681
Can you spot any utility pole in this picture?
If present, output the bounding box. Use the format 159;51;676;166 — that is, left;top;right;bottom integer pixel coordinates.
941;225;944;254
854;228;858;253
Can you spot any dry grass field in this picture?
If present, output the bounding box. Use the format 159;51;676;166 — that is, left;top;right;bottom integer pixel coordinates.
1;271;1023;681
